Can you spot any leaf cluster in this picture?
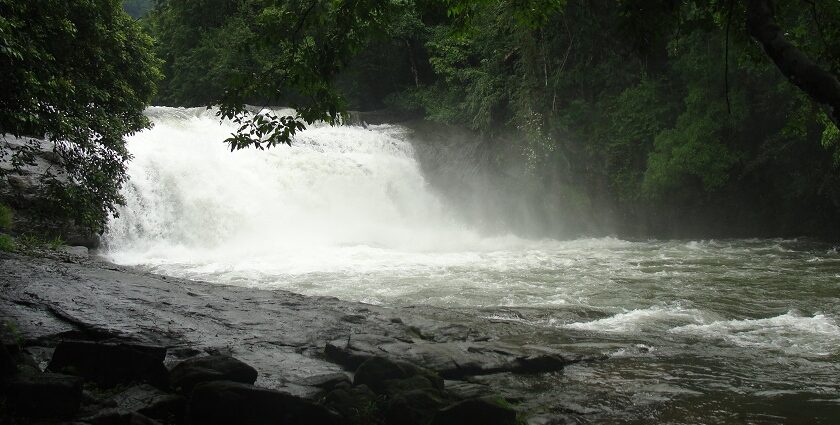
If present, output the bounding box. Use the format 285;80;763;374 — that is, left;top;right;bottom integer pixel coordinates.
0;0;161;233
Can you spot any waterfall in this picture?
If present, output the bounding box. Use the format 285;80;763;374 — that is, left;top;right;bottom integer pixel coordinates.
104;107;510;273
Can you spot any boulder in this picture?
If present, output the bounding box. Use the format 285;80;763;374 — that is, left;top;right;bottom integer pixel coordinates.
169;355;257;393
431;396;519;425
321;384;379;425
4;371;83;419
110;384;186;423
384;388;446;425
296;372;351;390
188;380;341;425
47;340;168;388
353;356;443;395
60;245;90;256
324;335;388;369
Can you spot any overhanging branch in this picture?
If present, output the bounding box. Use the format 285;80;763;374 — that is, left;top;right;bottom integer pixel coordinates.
746;0;840;127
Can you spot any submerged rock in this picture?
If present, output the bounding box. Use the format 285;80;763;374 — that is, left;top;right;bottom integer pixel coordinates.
47;340;168;388
169;354;258;393
188;380;341;425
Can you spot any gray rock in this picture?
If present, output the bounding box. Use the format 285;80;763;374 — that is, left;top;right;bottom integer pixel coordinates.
431;396;518;425
321;384;380;424
443;380;494;399
328;335;581;379
325;334;392;369
296;372;351;389
4;371;83;419
48;340;168;388
0;253;605;423
354;356;443;394
188;380;341;425
82;408;164;425
169;354;257;393
1;135;100;248
110;384;185;423
385;388;447;425
60;245;90;256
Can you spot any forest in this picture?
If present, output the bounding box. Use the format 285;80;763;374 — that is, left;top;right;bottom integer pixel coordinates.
3;0;840;240
3;3;840;424
142;0;840;239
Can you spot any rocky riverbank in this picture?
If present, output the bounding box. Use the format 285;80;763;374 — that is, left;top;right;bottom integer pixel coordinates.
0;251;596;424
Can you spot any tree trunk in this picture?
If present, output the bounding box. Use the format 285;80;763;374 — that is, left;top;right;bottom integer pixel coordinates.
746;0;840;127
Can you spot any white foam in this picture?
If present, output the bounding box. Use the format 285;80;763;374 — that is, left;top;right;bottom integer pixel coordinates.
106;107;522;271
669;311;840;356
563;306;714;333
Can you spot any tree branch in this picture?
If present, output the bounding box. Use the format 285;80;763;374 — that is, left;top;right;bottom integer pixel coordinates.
746;0;840;127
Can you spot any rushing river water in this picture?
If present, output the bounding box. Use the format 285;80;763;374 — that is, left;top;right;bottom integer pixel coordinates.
105;107;840;424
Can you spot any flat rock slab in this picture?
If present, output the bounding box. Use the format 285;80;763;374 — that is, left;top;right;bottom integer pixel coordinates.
327;334;583;379
0;252;603;421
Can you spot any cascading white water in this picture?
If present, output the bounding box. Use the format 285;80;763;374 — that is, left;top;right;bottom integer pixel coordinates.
106;107;523;275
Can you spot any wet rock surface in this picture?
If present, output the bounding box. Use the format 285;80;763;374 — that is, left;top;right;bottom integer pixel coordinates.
0;135;100;248
169;354;257;393
0;251;598;423
327;334;582;379
48;340;168;388
189;380;341;425
431;396;519;425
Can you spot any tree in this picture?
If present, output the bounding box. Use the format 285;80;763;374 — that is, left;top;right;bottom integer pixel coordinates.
0;0;161;233
745;0;840;127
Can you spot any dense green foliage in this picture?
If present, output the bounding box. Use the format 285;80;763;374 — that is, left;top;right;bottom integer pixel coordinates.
0;0;160;233
105;0;840;238
146;0;402;149
363;0;840;237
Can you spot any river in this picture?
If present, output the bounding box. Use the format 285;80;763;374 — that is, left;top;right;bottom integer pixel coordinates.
104;107;840;424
